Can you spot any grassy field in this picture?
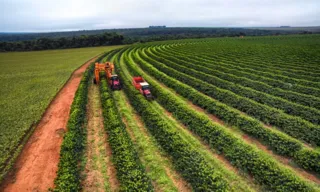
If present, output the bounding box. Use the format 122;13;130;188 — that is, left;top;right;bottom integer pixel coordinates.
0;45;124;181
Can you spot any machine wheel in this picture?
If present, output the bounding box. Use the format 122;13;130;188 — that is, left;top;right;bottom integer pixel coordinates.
93;78;97;84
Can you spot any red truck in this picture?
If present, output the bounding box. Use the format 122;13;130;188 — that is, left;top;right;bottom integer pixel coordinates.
132;76;153;100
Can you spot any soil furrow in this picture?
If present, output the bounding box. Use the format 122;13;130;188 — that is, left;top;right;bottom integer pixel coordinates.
82;84;119;192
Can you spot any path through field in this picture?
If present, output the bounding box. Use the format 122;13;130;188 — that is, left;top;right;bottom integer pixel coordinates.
1;56;98;192
82;83;119;192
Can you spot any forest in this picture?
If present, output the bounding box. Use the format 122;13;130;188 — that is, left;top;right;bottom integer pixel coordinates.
0;27;318;52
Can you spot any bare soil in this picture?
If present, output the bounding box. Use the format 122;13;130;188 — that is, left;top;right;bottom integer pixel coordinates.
1;56;98;192
82;84;119;192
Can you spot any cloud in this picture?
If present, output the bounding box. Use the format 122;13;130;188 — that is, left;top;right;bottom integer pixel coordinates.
0;0;319;32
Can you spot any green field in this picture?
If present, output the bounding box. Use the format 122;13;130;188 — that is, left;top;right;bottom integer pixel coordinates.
0;45;124;181
57;35;320;191
89;35;320;191
2;35;320;191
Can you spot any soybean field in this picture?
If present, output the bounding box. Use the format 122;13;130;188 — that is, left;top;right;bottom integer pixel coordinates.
0;45;124;183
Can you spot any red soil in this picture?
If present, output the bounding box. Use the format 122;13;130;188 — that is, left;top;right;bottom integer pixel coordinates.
1;56;98;192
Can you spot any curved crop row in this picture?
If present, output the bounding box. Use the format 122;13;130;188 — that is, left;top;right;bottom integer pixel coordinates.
168;41;320;80
130;47;320;175
115;49;230;191
53;53;110;191
166;43;320;88
166;45;320;92
195;49;320;82
136;47;320;146
99;76;154;191
54;62;95;191
175;36;320;73
156;45;320;110
123;47;318;191
147;46;320;125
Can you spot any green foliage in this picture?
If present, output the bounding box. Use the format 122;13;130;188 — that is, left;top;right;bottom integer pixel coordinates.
0;33;125;52
0;46;123;183
54;52;116;191
149;46;320;124
121;49;317;192
157;44;320;110
116;50;230;192
130;46;320;175
113;91;178;192
137;48;320;147
294;149;320;174
54;61;95;191
163;38;320;97
99;76;154;191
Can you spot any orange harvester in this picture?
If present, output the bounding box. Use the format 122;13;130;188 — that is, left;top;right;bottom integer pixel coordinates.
93;62;122;90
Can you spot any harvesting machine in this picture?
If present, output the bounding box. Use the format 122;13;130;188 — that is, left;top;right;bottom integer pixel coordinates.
93;62;122;90
132;76;153;100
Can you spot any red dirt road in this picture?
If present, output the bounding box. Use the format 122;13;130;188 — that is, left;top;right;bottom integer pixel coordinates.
1;56;98;192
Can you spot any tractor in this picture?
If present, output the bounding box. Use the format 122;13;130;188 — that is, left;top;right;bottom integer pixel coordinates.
93;62;122;90
132;76;153;100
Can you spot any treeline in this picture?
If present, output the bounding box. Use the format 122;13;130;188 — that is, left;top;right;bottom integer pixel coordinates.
0;32;124;52
1;27;318;52
1;27;316;42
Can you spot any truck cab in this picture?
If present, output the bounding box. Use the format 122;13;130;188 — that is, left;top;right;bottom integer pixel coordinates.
140;82;152;99
109;75;121;90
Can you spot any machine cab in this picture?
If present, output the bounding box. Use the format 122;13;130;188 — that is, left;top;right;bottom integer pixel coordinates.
140;82;150;91
110;75;119;81
110;75;121;90
140;82;152;99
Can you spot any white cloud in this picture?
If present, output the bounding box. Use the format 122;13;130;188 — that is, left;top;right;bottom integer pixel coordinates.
0;0;319;32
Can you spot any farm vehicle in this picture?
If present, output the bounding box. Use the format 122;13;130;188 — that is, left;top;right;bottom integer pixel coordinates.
93;62;122;90
133;76;153;100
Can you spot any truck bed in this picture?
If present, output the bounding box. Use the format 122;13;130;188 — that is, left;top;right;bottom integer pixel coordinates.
133;76;145;90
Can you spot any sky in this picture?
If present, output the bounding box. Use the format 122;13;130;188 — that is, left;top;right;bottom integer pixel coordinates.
0;0;319;32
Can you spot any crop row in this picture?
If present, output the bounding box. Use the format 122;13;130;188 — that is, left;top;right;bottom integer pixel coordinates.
103;48;123;61
53;53;113;191
137;47;320;147
148;46;320;125
116;49;230;191
165;43;320;87
124;47;318;191
168;40;320;76
99;75;154;191
130;47;320;175
166;45;320;91
178;45;320;82
53;61;94;191
156;45;320;110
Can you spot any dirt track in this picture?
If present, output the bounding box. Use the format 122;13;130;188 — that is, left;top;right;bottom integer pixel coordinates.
81;84;119;191
1;56;98;192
